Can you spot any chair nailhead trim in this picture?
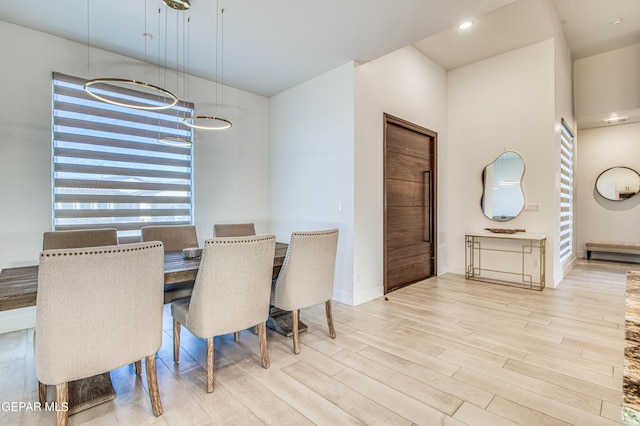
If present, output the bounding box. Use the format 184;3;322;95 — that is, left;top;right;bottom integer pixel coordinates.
292;229;339;238
41;242;163;257
206;235;275;245
277;230;339;281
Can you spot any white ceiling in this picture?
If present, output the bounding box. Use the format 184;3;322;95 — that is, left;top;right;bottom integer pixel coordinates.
554;0;640;60
0;0;513;97
0;0;638;100
414;0;560;71
415;0;640;71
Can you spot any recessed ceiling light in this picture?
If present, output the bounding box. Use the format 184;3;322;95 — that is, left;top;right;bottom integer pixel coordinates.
458;21;474;30
605;115;628;124
610;18;623;26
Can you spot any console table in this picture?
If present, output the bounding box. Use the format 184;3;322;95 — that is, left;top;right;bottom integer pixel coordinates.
465;231;546;291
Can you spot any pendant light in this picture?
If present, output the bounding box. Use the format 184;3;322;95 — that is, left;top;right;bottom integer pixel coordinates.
184;2;232;130
83;0;178;111
158;4;192;147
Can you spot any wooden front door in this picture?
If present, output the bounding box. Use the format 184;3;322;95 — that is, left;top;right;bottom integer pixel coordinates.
384;113;437;294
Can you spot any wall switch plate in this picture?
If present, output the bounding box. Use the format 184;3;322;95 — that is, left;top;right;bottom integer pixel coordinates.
524;203;540;212
337;203;343;214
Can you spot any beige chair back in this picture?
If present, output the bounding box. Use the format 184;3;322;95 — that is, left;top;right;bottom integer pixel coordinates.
35;241;165;385
43;228;118;250
141;225;199;252
213;223;256;237
272;229;339;311
186;235;275;338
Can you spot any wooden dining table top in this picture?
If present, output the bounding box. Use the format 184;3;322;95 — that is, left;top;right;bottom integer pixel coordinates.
0;241;288;312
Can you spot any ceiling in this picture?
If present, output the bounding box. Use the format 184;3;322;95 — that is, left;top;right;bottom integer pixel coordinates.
412;0;640;130
0;0;516;98
0;0;638;100
415;0;640;71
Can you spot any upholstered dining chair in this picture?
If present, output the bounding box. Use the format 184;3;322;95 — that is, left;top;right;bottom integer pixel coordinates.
42;228;118;250
212;222;256;341
171;234;276;393
141;225;199;252
271;229;339;354
141;225;199;304
39;228;122;402
213;222;256;238
35;241;165;426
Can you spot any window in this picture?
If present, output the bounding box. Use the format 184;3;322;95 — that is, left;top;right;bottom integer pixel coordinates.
559;119;574;262
52;72;194;244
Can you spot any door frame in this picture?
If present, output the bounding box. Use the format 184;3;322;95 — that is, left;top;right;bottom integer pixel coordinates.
383;113;438;294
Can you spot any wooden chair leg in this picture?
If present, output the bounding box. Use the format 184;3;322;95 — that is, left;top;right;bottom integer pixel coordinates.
325;300;336;338
55;382;69;426
173;319;181;363
144;355;163;417
258;322;270;368
207;337;215;393
38;381;47;404
134;360;142;375
292;309;300;354
234;331;239;342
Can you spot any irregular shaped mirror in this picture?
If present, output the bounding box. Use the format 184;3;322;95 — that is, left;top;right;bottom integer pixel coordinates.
595;166;640;201
481;151;525;221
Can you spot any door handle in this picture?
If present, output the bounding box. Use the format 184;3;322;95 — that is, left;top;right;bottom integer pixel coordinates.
424;171;431;242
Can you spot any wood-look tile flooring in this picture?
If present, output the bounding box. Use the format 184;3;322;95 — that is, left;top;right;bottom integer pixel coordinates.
0;261;633;425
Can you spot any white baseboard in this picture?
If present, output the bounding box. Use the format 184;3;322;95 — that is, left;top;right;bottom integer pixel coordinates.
332;285;384;307
0;306;35;334
447;265;466;275
352;286;384;306
558;256;577;283
332;289;354;306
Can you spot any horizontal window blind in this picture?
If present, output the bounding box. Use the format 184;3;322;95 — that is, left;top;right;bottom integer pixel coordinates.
52;72;194;244
559;120;574;262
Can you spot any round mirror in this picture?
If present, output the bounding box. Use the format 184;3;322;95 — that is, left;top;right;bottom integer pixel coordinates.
595;166;640;201
481;151;525;221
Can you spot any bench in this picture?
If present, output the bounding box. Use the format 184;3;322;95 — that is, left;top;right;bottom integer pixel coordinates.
586;241;640;260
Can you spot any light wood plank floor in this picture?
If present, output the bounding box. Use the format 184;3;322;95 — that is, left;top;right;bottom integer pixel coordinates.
0;260;633;425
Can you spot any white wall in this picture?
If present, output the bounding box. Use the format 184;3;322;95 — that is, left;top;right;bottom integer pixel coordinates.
0;20;270;331
269;62;355;304
573;44;640;261
576;122;640;259
574;44;640;127
353;46;448;303
447;39;560;284
553;32;578;281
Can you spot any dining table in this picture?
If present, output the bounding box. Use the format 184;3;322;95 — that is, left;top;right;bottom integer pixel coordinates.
0;241;306;414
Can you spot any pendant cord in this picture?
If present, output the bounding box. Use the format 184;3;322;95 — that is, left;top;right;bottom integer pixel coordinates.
174;8;179;134
156;6;161;140
221;8;225;113
144;0;148;83
164;6;168;94
186;17;190;119
86;0;90;79
157;7;161;93
215;0;219;115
